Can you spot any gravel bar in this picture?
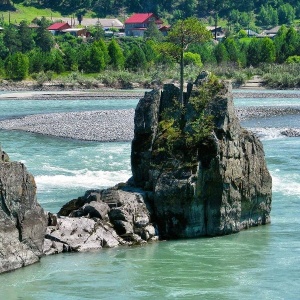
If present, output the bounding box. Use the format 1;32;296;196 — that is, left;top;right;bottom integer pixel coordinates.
233;92;300;98
236;106;300;120
0;110;135;142
0;106;299;141
0;90;146;100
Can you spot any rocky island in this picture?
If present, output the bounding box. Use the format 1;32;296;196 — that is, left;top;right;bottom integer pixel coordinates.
0;76;272;273
0;147;47;273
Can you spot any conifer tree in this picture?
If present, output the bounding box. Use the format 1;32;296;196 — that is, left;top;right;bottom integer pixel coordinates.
3;24;21;53
144;20;164;42
214;43;229;65
166;17;211;104
89;43;105;72
95;39;110;65
18;20;35;53
125;45;147;71
108;39;125;70
35;17;54;52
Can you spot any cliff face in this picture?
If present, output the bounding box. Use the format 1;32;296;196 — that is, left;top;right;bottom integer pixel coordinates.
131;80;272;238
0;147;47;274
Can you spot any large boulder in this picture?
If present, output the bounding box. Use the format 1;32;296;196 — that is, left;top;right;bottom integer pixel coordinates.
131;80;272;238
44;185;158;255
43;217;122;255
0;147;47;274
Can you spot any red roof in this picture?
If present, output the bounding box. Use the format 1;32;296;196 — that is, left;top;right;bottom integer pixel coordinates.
125;13;162;24
47;22;70;30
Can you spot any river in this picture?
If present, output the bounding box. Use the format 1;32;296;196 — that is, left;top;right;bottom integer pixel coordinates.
0;90;299;299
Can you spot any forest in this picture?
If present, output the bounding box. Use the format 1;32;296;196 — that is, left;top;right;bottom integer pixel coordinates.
1;1;300;88
1;0;300;24
1;14;300;90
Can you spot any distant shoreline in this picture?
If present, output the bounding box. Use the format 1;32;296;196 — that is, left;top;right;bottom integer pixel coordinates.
0;89;147;100
0;106;299;142
0;87;300;100
1;87;299;141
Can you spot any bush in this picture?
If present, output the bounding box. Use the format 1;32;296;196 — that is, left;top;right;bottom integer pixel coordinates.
35;72;48;86
286;56;300;64
5;52;29;80
183;52;203;67
45;70;54;81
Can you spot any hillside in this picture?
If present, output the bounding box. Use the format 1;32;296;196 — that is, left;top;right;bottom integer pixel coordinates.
1;0;300;25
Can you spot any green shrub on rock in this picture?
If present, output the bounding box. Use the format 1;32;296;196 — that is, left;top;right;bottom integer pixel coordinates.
152;75;222;172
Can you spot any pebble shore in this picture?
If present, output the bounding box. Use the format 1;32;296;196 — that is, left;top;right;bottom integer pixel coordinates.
0;110;135;142
0;106;299;141
0;90;299;141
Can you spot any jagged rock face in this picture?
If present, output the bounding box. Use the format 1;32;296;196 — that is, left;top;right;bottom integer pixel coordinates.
0;148;47;273
131;89;161;188
131;82;272;238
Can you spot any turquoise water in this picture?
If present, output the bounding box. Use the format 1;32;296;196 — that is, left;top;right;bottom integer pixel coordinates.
233;89;300;107
0;91;299;299
0;98;139;120
0;98;138;212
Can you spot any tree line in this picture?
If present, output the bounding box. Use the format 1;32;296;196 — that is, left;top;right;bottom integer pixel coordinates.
1;17;300;80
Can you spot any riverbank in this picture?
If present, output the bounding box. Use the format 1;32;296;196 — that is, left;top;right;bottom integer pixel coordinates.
1;86;300;100
0;89;146;100
0;105;299;141
0;87;299;141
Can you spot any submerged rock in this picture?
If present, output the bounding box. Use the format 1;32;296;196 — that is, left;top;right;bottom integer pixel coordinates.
281;128;300;137
0;147;47;274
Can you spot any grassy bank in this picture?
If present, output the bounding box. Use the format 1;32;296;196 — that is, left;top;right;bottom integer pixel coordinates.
206;63;300;89
1;3;63;24
2;63;300;91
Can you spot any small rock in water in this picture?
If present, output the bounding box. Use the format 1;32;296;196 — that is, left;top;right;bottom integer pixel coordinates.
281;128;300;137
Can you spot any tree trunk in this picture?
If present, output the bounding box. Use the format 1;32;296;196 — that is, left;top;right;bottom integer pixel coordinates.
180;48;184;105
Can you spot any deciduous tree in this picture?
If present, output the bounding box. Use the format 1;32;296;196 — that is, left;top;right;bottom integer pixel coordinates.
5;52;29;80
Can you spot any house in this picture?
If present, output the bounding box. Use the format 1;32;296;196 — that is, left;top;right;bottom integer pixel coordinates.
241;29;266;38
94;19;123;30
62;28;87;37
263;26;282;38
47;22;71;35
245;29;259;37
125;13;163;37
206;26;225;41
28;24;40;29
47;18;124;30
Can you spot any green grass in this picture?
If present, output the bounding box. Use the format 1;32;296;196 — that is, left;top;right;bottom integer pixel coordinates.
239;37;252;45
1;4;63;24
